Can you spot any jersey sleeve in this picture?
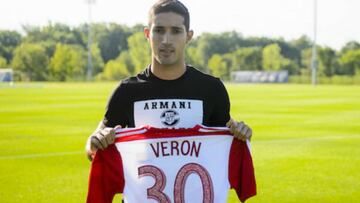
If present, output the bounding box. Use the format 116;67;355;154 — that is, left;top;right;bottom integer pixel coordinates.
228;139;257;202
86;145;125;203
103;82;130;128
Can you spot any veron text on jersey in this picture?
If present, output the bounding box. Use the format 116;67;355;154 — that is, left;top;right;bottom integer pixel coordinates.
150;140;201;158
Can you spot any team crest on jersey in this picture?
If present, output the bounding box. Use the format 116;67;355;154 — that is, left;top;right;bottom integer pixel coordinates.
160;110;180;126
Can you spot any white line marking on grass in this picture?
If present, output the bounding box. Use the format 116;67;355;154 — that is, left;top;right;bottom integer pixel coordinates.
254;135;360;144
0;84;44;89
0;151;83;160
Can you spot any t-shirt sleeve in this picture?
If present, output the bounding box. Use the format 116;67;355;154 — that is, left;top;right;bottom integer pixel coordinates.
209;79;230;127
228;139;257;202
103;82;130;127
86;145;125;203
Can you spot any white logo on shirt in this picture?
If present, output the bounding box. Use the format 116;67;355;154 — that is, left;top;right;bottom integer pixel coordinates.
134;99;203;128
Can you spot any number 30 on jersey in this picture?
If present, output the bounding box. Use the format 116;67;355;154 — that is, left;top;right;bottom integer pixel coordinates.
138;163;214;203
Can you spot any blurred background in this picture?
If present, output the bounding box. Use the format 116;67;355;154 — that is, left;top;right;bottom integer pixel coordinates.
0;0;359;202
0;0;359;83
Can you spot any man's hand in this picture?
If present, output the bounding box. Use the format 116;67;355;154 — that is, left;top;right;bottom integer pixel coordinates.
86;123;121;161
226;118;252;141
90;126;119;151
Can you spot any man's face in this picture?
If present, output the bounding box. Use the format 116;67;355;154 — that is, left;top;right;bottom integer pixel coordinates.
145;12;193;66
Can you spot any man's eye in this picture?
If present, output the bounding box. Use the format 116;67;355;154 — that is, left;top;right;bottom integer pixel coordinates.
154;28;163;33
173;29;182;34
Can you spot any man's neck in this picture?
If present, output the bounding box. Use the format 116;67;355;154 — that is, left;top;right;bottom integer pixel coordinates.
151;61;187;80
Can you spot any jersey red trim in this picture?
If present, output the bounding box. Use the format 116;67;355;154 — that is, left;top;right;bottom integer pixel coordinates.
228;139;257;202
114;125;232;143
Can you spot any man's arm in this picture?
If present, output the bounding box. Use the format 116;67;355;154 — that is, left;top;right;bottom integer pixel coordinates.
86;82;129;160
85;121;121;161
210;79;252;141
211;80;252;141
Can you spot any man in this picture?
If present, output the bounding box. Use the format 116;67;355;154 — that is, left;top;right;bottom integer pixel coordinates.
85;0;252;160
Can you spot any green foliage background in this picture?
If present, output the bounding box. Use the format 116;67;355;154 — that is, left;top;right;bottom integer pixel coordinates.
0;83;359;202
1;24;360;82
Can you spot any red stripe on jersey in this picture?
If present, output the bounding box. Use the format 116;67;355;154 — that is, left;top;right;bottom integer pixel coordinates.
115;131;232;142
114;125;232;142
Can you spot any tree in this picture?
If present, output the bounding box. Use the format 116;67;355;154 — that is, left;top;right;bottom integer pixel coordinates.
338;49;360;75
97;50;134;81
262;43;283;70
288;35;313;73
23;23;83;57
185;46;203;71
0;30;22;63
11;43;49;81
241;36;275;48
301;46;342;77
127;32;151;73
262;43;296;73
23;23;78;44
90;43;105;76
290;35;312;51
49;44;86;81
318;47;337;77
301;48;312;68
75;23;133;63
196;32;241;69
208;54;229;80
231;47;262;71
97;23;132;63
341;41;360;53
280;57;299;75
0;56;7;68
98;52;132;81
117;51;134;75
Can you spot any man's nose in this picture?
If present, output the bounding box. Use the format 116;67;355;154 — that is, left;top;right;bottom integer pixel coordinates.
162;32;171;44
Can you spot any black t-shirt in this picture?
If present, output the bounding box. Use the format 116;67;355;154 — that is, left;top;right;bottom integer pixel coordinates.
103;65;230;128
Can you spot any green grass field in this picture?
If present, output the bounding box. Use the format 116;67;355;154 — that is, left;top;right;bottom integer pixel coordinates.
0;83;359;202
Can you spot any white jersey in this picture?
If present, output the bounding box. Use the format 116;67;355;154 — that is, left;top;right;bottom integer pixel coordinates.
86;125;256;203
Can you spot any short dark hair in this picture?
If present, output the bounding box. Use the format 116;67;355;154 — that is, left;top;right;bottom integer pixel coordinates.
148;0;190;32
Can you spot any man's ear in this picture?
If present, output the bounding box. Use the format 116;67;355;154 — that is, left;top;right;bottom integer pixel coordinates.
144;27;150;40
186;30;194;43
